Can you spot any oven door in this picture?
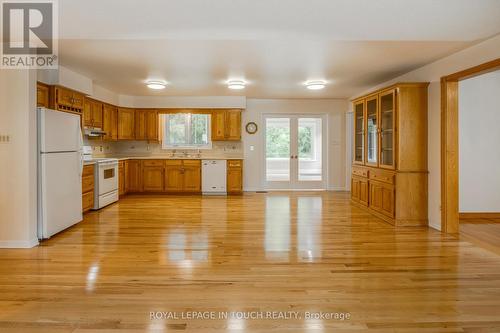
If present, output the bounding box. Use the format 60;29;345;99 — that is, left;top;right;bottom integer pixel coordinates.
98;161;119;195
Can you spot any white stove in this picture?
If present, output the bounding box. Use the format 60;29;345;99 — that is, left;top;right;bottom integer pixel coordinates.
83;146;119;210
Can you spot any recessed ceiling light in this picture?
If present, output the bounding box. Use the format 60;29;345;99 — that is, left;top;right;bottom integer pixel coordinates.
305;81;326;90
146;81;167;90
227;80;246;90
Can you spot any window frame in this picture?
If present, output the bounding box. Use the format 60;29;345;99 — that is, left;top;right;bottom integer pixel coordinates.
161;113;212;149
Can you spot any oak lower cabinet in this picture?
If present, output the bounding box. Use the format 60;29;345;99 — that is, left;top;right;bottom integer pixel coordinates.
128;160;143;192
351;82;429;226
351;176;368;206
165;160;201;193
164;160;183;192
119;160;128;196
82;164;95;213
182;160;201;192
227;159;243;194
143;160;165;192
124;159;241;195
369;180;395;218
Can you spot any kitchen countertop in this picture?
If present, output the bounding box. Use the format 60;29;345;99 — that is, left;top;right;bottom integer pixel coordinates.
83;160;96;165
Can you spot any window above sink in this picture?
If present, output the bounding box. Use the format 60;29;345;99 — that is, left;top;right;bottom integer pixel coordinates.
161;113;212;149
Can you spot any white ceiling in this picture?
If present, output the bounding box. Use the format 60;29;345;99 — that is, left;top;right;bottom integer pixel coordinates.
58;0;500;98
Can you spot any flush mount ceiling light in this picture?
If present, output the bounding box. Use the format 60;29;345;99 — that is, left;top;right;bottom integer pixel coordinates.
146;81;167;90
227;80;246;90
305;81;326;90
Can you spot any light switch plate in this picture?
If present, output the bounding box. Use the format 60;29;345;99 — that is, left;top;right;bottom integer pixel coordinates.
0;134;11;143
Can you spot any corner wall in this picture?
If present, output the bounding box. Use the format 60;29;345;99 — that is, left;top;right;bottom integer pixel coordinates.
0;69;38;248
459;70;500;212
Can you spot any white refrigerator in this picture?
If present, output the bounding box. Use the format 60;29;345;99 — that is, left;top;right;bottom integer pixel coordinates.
37;107;83;239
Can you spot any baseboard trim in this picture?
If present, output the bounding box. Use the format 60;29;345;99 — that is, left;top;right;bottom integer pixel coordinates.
328;187;347;191
459;212;500;220
0;238;39;249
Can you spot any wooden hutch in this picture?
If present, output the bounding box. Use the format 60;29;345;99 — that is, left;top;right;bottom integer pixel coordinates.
351;82;429;226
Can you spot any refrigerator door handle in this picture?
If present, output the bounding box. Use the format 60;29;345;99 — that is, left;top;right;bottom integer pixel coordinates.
78;126;84;178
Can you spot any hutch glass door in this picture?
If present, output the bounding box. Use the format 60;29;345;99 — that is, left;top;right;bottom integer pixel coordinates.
366;97;378;166
353;102;365;164
379;90;395;168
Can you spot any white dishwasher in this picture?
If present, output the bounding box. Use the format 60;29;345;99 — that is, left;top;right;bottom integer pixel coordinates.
202;160;227;195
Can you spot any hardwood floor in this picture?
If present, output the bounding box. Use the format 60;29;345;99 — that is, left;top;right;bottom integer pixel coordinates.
460;219;500;255
1;192;500;332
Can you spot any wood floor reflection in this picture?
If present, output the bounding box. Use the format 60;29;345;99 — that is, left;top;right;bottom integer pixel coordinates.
1;192;500;332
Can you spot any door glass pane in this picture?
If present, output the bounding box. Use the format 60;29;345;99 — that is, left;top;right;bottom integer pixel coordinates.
380;93;394;166
298;118;322;181
366;99;378;164
354;103;364;162
266;118;290;181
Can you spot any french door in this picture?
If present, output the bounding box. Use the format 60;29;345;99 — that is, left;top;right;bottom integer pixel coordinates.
263;114;327;190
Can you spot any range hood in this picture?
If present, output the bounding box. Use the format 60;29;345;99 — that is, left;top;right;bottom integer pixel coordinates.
84;127;106;137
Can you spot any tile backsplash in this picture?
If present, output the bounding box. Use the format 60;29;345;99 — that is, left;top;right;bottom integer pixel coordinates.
84;138;243;159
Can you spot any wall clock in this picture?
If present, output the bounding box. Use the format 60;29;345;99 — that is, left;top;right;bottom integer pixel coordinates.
245;122;258;134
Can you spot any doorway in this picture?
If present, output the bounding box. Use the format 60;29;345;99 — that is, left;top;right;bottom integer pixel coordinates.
263;114;327;190
441;58;500;233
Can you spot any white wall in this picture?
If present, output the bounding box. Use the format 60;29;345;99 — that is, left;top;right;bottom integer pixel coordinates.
119;95;246;109
350;34;500;230
243;99;349;191
0;69;38;248
459;70;500;212
38;66;93;95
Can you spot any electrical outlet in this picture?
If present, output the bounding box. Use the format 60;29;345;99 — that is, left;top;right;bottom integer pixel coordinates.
0;134;11;143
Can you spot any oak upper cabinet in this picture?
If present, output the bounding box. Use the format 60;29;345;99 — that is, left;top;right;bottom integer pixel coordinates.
165;160;184;192
135;109;147;140
135;109;159;141
211;109;242;141
128;160;142;192
103;104;118;141
51;85;85;113
225;109;242;140
211;110;226;140
83;99;93;127
83;99;103;128
37;82;50;108
146;110;159;141
117;108;135;140
183;160;201;192
142;160;165;192
227;159;243;194
92;101;104;129
351;83;429;226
